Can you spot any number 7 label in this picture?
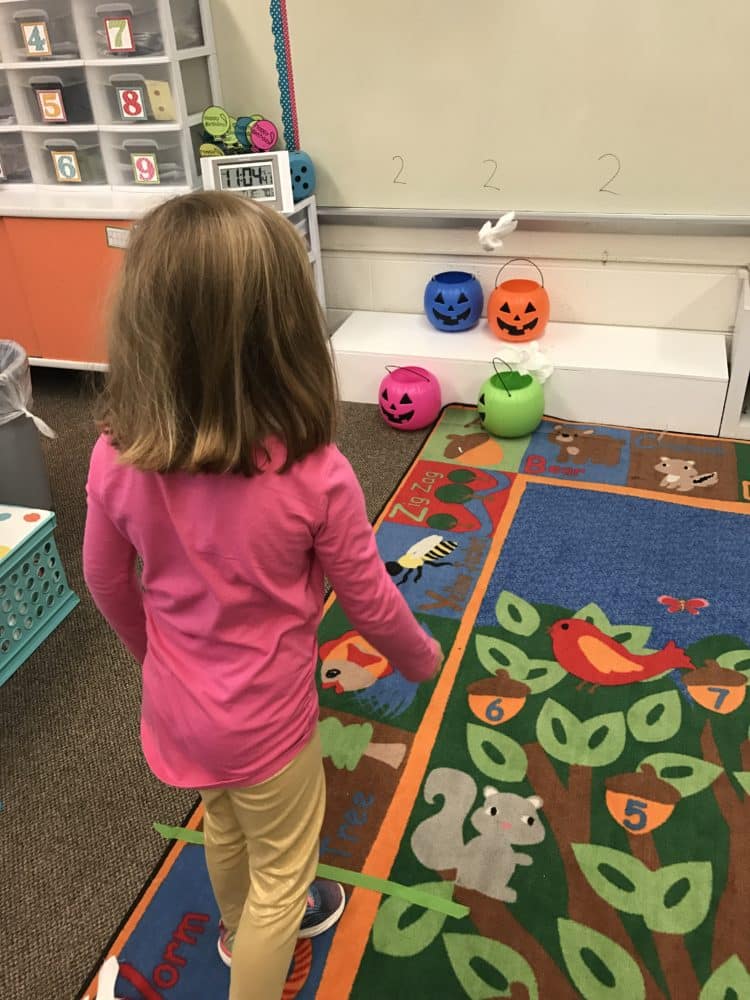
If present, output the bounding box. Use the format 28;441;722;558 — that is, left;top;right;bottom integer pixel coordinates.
105;16;136;53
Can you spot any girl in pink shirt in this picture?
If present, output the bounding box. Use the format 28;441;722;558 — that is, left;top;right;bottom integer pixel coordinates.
83;192;441;1000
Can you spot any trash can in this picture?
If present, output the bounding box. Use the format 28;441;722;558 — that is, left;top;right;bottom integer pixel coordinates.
0;341;55;509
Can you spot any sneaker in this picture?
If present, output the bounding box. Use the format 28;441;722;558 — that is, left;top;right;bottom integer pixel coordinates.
298;879;346;938
217;921;235;967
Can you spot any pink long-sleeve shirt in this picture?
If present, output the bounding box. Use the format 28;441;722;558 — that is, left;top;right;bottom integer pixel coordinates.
83;436;436;789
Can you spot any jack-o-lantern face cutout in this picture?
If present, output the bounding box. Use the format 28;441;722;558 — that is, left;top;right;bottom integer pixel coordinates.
433;289;471;327
380;387;415;425
424;271;483;333
496;299;539;337
488;277;550;343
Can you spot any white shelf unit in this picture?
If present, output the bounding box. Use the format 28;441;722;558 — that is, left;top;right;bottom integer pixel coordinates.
0;0;220;199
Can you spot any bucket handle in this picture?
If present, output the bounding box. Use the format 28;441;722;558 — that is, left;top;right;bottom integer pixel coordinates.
384;365;431;382
494;257;544;289
491;357;514;398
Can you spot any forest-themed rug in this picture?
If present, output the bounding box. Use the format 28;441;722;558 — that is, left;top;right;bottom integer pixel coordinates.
80;407;750;1000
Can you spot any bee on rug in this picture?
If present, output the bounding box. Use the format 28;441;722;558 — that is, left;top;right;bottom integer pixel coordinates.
385;534;459;586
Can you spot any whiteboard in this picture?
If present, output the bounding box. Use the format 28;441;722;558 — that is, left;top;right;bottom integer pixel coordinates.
282;0;750;217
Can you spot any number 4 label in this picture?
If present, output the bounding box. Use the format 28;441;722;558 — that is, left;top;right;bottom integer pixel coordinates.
51;150;81;183
105;16;135;53
116;86;147;121
131;153;159;185
21;21;52;56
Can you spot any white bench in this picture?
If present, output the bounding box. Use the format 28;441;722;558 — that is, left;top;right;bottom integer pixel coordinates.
331;311;729;435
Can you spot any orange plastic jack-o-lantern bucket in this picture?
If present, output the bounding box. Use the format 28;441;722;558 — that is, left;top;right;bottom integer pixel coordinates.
488;258;550;343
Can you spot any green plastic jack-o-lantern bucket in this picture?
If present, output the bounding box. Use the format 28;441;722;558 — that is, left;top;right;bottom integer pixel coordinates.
478;359;545;438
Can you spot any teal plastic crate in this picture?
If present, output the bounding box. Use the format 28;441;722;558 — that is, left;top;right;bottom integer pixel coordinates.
0;505;79;687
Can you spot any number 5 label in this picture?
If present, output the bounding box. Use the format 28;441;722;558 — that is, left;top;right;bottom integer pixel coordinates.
51;150;81;183
20;21;52;56
116;86;147;120
37;88;67;123
105;16;135;53
131;153;159;185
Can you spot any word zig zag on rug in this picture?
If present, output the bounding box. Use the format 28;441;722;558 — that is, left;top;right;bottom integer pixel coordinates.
80;406;750;1000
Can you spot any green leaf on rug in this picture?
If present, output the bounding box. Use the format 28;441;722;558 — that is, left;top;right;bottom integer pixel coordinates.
638;753;722;798
733;771;750;795
495;591;541;637
475;634;564;693
699;955;750;999
645;862;712;934
626;691;682;743
475;635;529;674
572;844;645;914
443;932;538;1000
572;846;712;933
466;724;527;782
558;919;646;1000
537;700;626;767
371;882;451;957
716;648;750;678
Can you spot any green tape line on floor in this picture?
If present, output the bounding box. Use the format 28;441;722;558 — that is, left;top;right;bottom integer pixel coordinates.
153;823;469;919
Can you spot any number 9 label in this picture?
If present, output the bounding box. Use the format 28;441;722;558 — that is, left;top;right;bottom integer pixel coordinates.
131;153;159;185
51;150;81;183
117;86;147;121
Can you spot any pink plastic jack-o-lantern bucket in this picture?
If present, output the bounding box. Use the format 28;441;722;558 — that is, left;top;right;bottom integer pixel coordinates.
378;365;442;431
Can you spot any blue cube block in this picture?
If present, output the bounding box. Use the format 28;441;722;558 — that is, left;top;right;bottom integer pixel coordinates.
289;150;315;201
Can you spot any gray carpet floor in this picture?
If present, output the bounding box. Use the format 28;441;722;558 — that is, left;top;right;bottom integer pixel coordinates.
0;369;429;1000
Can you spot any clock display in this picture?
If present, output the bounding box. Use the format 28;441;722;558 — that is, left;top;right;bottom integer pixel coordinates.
218;161;275;200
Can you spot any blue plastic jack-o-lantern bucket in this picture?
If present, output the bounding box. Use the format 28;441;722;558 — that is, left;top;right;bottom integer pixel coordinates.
379;366;442;430
424;271;483;333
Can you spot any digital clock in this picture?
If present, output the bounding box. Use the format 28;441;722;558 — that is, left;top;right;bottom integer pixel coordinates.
201;150;295;212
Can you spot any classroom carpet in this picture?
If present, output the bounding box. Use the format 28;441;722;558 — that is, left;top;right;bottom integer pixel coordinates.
79;405;750;1000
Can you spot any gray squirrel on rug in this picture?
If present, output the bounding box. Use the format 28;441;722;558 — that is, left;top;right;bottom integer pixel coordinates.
411;767;545;903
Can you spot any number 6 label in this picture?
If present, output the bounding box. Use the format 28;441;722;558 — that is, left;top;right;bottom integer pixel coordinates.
105;16;135;53
116;86;146;121
51;150;81;183
131;153;159;185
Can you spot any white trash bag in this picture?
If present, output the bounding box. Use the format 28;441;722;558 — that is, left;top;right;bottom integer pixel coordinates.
0;341;56;438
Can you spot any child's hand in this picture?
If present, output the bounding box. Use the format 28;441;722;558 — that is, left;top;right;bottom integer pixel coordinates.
427;637;444;680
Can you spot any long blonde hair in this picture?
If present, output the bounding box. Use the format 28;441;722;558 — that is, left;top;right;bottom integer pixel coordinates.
99;191;337;475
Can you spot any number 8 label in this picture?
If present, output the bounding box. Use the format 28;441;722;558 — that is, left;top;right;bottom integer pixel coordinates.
131;153;159;185
117;86;147;121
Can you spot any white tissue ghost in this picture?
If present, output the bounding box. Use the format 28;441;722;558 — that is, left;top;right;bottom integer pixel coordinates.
83;955;122;1000
495;342;554;383
478;211;517;252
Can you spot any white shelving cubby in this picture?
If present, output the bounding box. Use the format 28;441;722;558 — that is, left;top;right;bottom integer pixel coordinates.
0;0;220;211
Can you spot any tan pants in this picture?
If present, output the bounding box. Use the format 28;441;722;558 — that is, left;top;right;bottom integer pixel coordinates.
200;731;325;1000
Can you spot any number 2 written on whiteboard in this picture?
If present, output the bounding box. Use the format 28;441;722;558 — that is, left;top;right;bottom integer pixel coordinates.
385;154;625;196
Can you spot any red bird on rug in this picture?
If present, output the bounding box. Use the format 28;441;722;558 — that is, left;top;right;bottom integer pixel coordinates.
549;618;694;689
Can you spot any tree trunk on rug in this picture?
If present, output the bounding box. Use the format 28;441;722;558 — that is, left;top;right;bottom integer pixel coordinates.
524;743;666;1000
452;885;578;1000
627;831;700;997
699;720;750;972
